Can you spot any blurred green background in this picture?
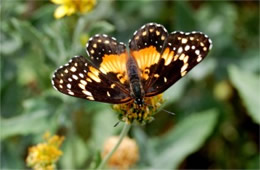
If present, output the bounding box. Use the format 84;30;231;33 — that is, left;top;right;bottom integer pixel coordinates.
1;0;259;169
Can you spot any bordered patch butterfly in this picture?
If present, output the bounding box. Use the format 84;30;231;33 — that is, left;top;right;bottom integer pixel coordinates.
52;23;212;107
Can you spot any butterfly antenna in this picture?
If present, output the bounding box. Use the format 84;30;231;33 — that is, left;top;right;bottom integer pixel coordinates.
113;121;120;127
144;103;175;116
161;108;175;116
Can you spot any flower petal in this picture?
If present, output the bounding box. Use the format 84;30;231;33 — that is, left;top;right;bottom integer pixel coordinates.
79;0;96;13
54;5;68;19
66;6;76;16
51;0;66;5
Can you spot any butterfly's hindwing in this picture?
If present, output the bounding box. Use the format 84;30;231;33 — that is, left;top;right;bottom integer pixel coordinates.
145;31;212;96
52;56;131;104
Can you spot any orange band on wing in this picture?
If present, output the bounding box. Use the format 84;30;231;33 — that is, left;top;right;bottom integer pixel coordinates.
99;53;127;74
161;48;175;66
131;46;160;70
88;66;101;82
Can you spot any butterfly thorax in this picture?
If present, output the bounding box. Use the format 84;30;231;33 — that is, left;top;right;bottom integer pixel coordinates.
126;54;145;106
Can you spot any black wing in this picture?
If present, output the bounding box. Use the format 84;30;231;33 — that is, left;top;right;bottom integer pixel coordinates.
129;23;169;89
52;55;131;104
146;31;212;96
86;34;130;92
128;23;212;97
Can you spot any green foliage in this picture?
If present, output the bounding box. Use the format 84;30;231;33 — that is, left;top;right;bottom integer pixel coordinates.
1;0;259;169
134;109;218;169
229;66;260;124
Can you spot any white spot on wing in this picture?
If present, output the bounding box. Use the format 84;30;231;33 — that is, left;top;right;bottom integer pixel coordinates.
72;74;78;80
195;50;200;55
83;90;92;96
78;83;85;90
68;91;74;95
181;38;188;44
209;39;213;49
177;47;183;53
70;66;77;72
184;45;190;51
197;55;202;62
80;80;87;85
79;73;84;78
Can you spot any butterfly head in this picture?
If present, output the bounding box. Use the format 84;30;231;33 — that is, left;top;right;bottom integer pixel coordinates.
134;97;144;107
113;94;164;124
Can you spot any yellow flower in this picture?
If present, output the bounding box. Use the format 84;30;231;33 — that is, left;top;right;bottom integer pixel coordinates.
51;0;96;19
26;132;65;170
102;136;139;169
113;94;164;124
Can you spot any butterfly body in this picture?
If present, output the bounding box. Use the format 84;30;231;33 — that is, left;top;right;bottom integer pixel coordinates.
126;54;145;106
52;23;212;110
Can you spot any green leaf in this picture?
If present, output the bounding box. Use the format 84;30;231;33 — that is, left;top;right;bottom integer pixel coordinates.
60;135;89;169
88;21;115;36
163;78;187;105
0;32;22;55
228;66;260;124
174;1;196;31
0;97;56;140
149;109;218;169
91;107;118;149
0;111;50;140
10;18;59;64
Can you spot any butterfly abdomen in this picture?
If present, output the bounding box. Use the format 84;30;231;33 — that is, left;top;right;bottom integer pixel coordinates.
126;55;145;105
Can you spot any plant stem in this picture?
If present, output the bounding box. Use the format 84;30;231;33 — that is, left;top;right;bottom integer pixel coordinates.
96;123;131;170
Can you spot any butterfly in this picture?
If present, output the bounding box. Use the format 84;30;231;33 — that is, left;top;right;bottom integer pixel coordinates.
52;23;212;106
